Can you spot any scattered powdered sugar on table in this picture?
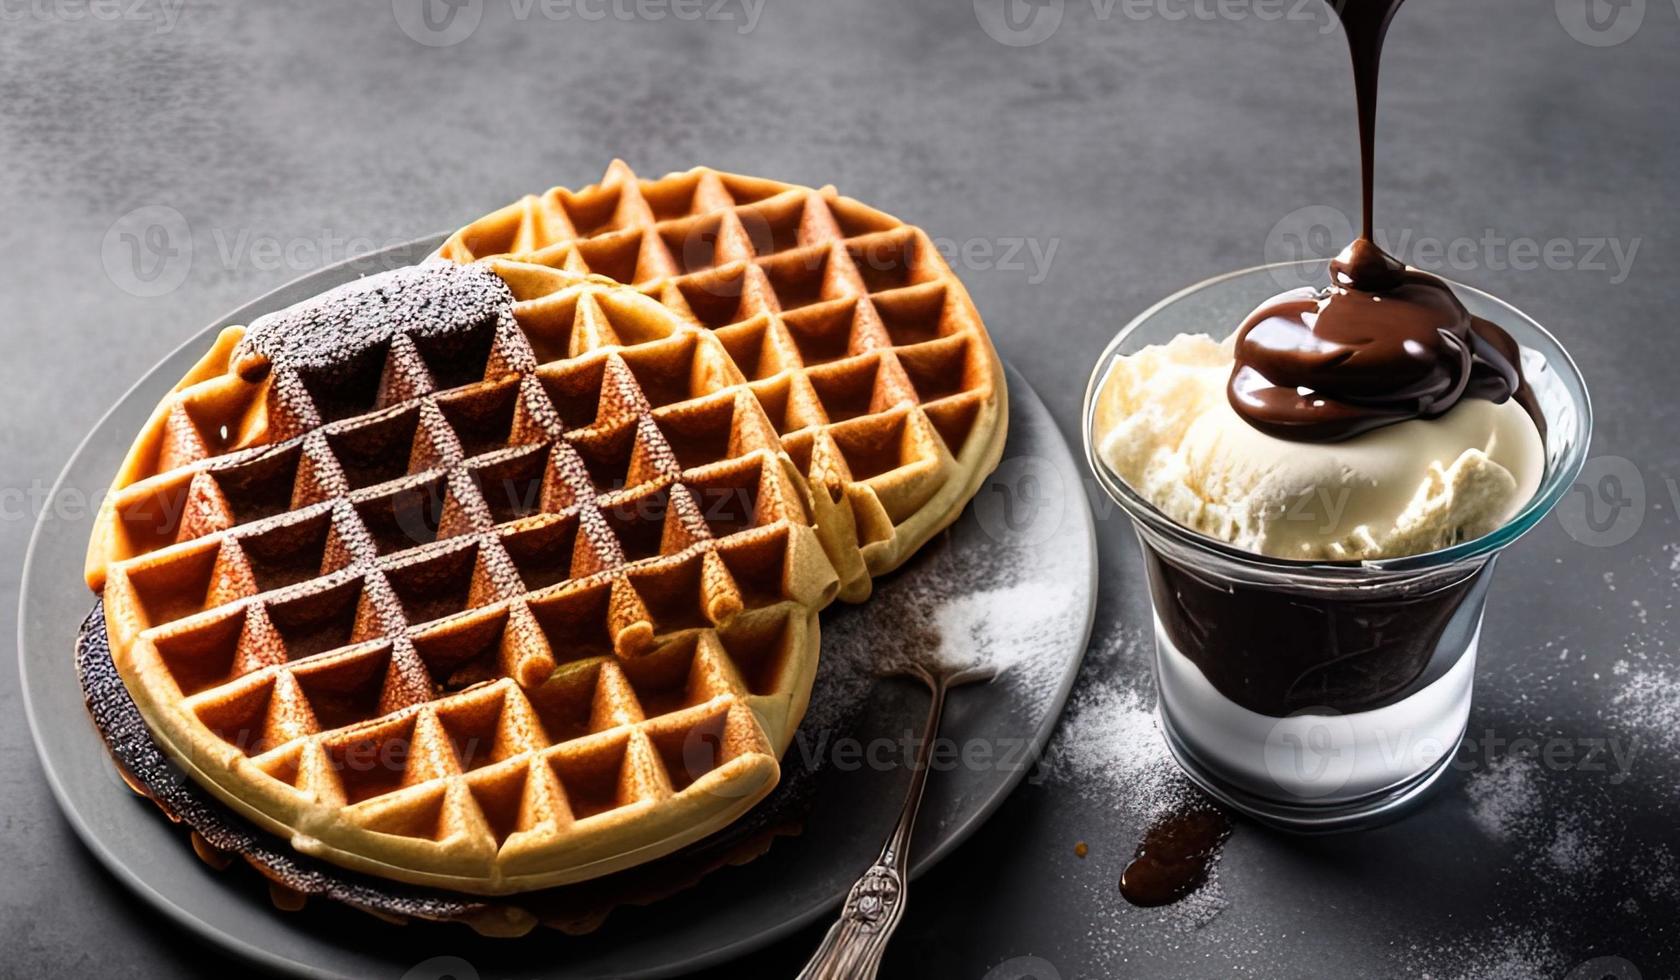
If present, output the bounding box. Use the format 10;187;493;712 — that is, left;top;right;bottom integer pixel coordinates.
1044;625;1240;950
1156;868;1230;933
1641;844;1679;900
1612;669;1680;753
1403;925;1566;980
1545;816;1603;876
1464;754;1612;897
1051;670;1195;827
1466;754;1542;843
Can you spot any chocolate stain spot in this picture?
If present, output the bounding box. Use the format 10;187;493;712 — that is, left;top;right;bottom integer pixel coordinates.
1119;804;1232;908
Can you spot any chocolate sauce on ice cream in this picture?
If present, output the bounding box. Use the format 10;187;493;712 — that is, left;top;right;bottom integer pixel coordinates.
1227;0;1540;444
1229;251;1537;442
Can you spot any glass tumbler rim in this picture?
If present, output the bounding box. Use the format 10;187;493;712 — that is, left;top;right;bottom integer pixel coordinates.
1081;259;1594;580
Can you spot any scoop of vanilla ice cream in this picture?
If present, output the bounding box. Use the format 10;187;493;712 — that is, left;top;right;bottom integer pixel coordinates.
1093;332;1544;561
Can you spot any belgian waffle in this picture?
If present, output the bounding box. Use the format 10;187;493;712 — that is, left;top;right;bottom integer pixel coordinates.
439;162;1008;600
83;261;842;894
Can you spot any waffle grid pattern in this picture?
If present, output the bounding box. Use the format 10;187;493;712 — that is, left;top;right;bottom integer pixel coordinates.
90;265;838;892
441;162;1008;600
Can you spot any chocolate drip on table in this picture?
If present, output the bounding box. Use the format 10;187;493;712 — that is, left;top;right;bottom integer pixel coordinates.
1119;803;1233;908
1227;0;1540;444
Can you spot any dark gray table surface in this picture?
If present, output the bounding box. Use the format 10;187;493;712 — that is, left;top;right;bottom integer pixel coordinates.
4;2;1677;977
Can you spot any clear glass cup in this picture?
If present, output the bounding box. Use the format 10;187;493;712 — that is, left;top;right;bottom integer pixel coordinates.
1081;260;1592;831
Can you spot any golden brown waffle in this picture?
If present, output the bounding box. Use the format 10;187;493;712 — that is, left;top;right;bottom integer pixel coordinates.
84;261;842;894
439;162;1008;600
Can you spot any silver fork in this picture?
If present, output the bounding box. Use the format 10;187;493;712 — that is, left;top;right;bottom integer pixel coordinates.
796;655;995;980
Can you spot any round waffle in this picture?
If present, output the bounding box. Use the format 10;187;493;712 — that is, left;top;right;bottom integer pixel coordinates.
84;260;842;894
439;162;1009;601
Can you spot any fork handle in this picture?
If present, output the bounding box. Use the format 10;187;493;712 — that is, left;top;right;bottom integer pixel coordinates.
797;671;949;980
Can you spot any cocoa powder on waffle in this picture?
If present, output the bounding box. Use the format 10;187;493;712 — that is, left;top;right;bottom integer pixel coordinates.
235;261;514;378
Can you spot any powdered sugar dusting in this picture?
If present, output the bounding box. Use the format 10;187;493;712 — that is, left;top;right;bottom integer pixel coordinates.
813;526;1088;731
1158;866;1230;932
1054;678;1230;932
1642;844;1679;900
239;261;514;371
1052;673;1194;826
1464;754;1614;898
788;491;1093;789
1040;624;1252;970
1466;754;1542;842
931;580;1073;681
1403;925;1566;980
1613;669;1680;753
1545;817;1602;876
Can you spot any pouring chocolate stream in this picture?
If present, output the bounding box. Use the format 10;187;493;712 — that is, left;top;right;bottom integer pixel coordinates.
1228;0;1539;443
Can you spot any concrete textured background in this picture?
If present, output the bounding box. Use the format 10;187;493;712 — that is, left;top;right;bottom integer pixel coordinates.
3;0;1678;976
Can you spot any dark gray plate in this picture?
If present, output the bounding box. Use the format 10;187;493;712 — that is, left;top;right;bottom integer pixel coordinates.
19;237;1096;979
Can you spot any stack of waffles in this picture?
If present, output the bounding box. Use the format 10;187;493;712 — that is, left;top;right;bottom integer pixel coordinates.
82;163;1006;900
